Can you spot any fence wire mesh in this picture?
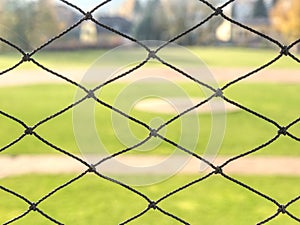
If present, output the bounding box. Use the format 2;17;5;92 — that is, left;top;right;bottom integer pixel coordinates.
0;0;299;224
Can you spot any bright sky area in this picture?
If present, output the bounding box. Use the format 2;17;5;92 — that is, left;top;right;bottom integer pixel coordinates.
55;0;123;11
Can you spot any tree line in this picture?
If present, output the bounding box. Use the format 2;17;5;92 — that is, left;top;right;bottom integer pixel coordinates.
132;0;222;45
0;0;299;51
0;0;60;50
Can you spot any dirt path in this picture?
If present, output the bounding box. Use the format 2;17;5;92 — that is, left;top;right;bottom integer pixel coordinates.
0;67;299;87
1;155;299;178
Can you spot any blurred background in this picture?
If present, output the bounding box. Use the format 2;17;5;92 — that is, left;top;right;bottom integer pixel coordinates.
0;0;299;51
0;1;299;224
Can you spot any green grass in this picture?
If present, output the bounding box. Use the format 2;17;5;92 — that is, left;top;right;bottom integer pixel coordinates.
0;174;299;224
0;83;299;156
0;47;299;71
190;46;300;69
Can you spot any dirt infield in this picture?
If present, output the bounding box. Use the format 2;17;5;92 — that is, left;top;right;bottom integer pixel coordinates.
1;155;300;178
0;67;299;178
0;67;299;87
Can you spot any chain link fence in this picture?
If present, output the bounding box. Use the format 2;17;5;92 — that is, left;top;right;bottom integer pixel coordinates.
0;0;299;224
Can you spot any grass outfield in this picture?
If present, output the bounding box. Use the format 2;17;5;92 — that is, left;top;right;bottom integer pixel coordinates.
0;174;299;224
0;83;299;156
0;47;299;70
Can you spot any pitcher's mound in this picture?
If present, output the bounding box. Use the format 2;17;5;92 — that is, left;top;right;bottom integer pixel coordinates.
134;98;240;114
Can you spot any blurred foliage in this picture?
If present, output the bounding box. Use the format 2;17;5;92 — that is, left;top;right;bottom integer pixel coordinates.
270;0;300;45
0;0;60;51
132;0;222;45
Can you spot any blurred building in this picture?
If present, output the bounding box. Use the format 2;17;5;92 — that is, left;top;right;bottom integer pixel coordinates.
232;0;270;45
119;0;136;20
80;21;98;45
216;0;275;46
96;16;132;47
52;2;133;48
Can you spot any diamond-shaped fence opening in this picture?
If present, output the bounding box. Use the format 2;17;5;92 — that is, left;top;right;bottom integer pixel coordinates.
0;0;299;224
